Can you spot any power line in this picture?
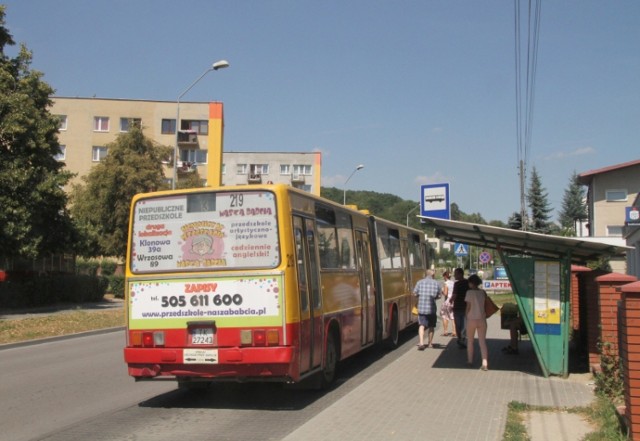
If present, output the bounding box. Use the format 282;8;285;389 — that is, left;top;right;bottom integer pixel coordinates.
514;0;542;230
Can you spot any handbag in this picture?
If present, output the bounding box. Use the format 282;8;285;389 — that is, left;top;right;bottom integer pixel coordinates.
484;291;499;318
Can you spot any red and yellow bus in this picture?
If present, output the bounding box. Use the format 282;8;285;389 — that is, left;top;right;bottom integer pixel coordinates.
123;184;428;388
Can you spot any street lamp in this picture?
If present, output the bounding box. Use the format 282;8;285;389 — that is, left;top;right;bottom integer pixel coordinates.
343;164;364;205
406;203;420;226
172;60;230;190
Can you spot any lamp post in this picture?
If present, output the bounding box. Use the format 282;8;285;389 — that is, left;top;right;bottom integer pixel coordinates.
406;203;420;226
343;164;364;205
172;60;230;190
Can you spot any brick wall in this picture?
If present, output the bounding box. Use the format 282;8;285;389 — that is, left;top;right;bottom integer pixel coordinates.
595;273;638;359
620;281;640;440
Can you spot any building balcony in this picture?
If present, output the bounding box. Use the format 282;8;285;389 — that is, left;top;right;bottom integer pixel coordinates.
178;130;199;146
178;161;198;174
248;173;262;184
291;173;305;184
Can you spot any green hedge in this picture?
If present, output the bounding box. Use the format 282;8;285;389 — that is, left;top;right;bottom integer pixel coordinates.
107;275;125;299
0;274;109;309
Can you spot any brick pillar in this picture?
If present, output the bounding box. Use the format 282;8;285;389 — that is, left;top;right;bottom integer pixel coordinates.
581;270;608;369
571;265;591;333
620;281;640;440
595;273;638;361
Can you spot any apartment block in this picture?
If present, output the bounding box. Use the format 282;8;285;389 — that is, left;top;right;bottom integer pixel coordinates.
51;97;321;194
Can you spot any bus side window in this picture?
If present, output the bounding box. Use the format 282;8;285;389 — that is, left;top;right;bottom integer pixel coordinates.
293;221;308;311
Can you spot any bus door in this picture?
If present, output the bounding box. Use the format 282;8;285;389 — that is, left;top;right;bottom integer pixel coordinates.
293;216;323;374
356;231;375;346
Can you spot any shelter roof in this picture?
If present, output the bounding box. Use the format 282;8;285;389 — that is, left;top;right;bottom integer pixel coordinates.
420;216;631;264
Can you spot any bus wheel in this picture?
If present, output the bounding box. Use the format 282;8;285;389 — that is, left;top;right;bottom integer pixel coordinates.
320;334;338;388
386;308;399;349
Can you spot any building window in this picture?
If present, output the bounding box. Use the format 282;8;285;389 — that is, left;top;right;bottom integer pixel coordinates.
54;145;66;161
607;225;623;237
161;119;176;134
120;118;141;132
181;120;208;135
180;149;207;164
93;117;110;132
57;115;67;131
293;164;312;175
606;189;627;202
280;164;290;175
222;164;226;175
237;164;247;175
92;146;108;162
250;164;269;175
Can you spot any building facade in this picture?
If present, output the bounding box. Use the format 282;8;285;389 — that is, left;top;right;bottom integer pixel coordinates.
578;159;640;274
51;97;321;194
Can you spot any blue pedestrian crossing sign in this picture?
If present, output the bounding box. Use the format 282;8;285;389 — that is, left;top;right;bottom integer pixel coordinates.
454;243;469;256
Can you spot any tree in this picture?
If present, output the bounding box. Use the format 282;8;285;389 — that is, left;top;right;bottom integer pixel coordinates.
71;125;171;258
558;171;587;235
507;211;524;230
527;166;553;233
0;7;76;259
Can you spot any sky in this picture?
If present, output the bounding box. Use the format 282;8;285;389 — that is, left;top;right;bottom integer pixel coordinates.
3;1;639;223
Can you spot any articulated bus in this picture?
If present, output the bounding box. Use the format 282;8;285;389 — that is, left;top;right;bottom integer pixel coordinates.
123;184;428;388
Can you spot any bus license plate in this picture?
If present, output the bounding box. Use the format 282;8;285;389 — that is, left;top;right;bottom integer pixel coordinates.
191;328;214;345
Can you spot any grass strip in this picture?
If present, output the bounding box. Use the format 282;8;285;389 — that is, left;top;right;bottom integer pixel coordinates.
0;309;124;344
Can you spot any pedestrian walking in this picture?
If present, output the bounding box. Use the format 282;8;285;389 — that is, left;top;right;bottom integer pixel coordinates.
439;271;455;337
465;274;489;371
450;268;469;349
413;269;442;350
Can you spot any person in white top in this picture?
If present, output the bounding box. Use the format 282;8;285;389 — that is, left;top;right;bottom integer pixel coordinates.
465;274;489;371
439;271;455;337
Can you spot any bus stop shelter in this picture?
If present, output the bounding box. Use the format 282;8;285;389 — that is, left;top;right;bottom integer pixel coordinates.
419;216;630;377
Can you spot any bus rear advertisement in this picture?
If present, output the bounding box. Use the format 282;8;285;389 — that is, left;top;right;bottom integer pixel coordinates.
123;184;428;389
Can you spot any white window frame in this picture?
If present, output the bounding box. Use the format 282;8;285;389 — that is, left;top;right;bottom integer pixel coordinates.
280;164;291;175
93;116;110;132
237;164;247;175
606;189;627;202
92;146;108;162
161;119;176;134
180;149;208;164
120;117;141;132
54;145;66;161
222;164;226;175
181;119;208;135
293;164;312;175
57;115;67;131
250;164;269;175
606;225;623;237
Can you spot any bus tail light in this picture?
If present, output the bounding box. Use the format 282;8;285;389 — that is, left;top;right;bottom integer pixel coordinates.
131;331;165;347
239;329;280;346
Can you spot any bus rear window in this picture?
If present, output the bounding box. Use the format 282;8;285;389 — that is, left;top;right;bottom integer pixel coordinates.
130;190;279;273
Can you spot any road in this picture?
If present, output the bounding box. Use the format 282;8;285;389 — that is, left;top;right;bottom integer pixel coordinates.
0;329;414;441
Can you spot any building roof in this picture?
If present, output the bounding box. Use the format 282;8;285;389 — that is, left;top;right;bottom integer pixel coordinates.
578;159;640;184
419;216;631;264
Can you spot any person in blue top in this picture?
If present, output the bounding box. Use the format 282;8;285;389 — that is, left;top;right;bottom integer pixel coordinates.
413;269;442;350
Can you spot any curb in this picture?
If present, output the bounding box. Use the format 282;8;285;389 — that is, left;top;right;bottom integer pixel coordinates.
0;326;125;351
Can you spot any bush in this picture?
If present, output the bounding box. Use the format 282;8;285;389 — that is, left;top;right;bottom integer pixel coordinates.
594;341;624;403
0;274;108;309
76;258;100;276
107;275;125;299
100;260;118;276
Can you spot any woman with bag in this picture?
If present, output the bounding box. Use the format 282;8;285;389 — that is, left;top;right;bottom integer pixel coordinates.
465;274;489;371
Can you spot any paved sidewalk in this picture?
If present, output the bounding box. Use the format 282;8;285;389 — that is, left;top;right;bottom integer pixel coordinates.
282;313;596;441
